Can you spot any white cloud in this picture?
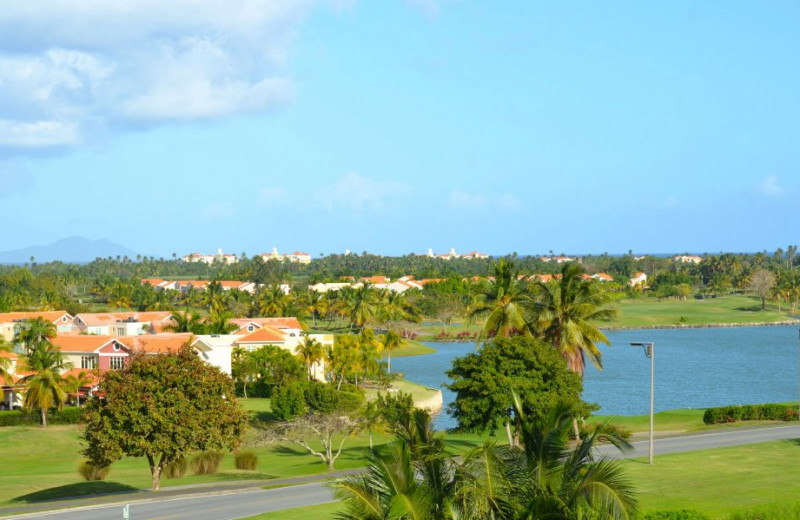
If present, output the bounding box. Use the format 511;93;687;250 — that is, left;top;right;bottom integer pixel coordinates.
261;186;291;207
201;201;235;221
757;175;785;197
0;0;312;151
317;172;410;211
449;190;520;211
0;120;80;147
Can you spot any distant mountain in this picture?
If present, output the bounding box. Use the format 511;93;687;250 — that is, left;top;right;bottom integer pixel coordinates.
0;237;139;264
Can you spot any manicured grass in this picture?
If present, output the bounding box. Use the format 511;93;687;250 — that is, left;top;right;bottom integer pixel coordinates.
625;440;800;518
226;440;800;520
386;339;437;358
607;295;796;328
363;379;440;404
0;416;486;507
240;501;342;519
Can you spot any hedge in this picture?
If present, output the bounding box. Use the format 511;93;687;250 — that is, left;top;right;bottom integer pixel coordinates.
0;407;84;426
703;403;799;424
641;510;711;520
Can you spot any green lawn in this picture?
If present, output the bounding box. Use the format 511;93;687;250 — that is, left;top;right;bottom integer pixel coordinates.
241;501;342;519
607;295;797;328
386;339;437;358
625;440;800;518
232;440;800;520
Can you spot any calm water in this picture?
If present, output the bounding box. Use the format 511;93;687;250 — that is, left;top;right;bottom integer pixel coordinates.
392;325;800;430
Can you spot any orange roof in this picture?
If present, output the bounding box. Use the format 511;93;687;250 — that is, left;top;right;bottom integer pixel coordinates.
0;350;17;360
119;333;193;353
217;280;246;289
235;327;285;344
52;335;120;353
75;312;173;326
231;317;303;330
141;278;166;286
0;311;71;323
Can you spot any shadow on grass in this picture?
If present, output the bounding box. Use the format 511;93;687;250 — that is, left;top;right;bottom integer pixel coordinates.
734;306;764;312
12;482;140;504
251;411;278;423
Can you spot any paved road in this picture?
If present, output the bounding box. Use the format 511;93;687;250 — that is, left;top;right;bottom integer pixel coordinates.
8;424;800;520
7;483;336;520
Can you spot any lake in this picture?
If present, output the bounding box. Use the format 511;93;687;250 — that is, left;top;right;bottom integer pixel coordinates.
392;325;800;430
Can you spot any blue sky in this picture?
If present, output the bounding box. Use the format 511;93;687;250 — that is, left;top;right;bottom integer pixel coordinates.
1;1;798;258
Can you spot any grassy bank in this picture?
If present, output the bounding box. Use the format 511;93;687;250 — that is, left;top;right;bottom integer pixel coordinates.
243;440;800;520
606;295;797;328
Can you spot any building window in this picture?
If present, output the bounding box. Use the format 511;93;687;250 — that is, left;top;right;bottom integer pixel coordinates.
81;356;97;369
109;356;126;370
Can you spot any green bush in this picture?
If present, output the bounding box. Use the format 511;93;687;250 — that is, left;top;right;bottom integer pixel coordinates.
641;510;710;520
0;407;83;426
272;383;308;420
78;461;111;481
578;421;632;441
163;457;188;479
727;501;800;520
234;450;258;471
190;451;224;475
0;410;25;426
703;403;798;424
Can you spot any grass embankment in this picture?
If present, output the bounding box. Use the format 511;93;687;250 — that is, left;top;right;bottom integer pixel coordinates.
606;295;797;328
0;390;463;508
243;440;800;520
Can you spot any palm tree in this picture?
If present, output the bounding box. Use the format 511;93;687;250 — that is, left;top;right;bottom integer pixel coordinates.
164;310;206;334
469;259;529;339
525;262;617;376
0;338;14;385
295;337;325;381
346;285;381;333
17;317;57;355
381;330;405;375
307;292;329;328
509;393;638;519
62;370;94;407
19;343;72;427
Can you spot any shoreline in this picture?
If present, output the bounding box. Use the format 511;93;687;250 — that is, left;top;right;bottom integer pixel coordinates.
600;318;799;331
415;318;800;343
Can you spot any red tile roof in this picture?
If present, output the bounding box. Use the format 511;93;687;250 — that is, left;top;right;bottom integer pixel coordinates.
0;311;72;323
119;334;194;353
52;335;120;353
235;327;285;344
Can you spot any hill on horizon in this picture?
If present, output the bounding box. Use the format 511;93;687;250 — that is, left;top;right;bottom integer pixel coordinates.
0;237;139;265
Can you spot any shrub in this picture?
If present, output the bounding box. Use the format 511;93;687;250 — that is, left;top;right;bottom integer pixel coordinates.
641;510;710;520
191;451;224;475
578;421;632;441
272;383;308;420
78;461;110;481
234;450;258;471
728;501;800;520
703;403;797;424
0;410;25;426
51;406;83;424
163;457;188;479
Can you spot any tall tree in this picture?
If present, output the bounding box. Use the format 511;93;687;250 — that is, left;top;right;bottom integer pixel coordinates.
748;268;777;310
19;342;72;427
468;259;529;339
17;317;57;355
295;336;325;381
525;262;617;376
82;346;248;491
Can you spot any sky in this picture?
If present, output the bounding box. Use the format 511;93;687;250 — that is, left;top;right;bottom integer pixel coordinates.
1;1;799;258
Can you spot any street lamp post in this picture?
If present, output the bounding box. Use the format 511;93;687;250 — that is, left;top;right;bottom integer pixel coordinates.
631;342;655;465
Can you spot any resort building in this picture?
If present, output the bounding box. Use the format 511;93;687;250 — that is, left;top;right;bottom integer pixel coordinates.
0;311;74;342
674;255;703;264
258;248;312;264
181;248;238;264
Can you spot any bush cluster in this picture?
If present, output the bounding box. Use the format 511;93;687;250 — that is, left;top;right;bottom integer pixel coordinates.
0;407;83;426
163;457;188;479
78;461;111;481
271;381;366;421
577;421;632;441
234;450;259;471
703;404;799;424
191;451;224;475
